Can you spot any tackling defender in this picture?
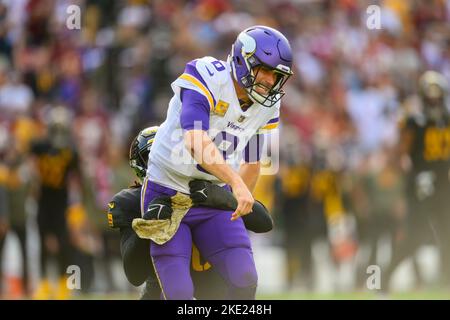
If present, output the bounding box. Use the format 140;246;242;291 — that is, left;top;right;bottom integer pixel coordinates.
141;26;293;299
107;126;274;299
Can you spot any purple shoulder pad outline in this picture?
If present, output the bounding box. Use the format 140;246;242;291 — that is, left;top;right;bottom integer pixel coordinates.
180;88;210;131
184;60;217;107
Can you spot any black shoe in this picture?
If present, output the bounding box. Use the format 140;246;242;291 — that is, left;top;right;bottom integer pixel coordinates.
139;278;161;300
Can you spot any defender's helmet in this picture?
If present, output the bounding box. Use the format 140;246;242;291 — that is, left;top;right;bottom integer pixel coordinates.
419;71;449;120
47;105;72;148
229;25;294;108
129;126;158;179
419;71;448;104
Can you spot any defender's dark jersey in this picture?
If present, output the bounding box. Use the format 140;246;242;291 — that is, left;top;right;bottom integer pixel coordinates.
108;186;154;287
107;186;142;228
405;115;450;203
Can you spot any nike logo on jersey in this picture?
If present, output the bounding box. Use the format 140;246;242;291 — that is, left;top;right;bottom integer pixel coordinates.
196;188;207;198
205;66;214;77
148;204;165;219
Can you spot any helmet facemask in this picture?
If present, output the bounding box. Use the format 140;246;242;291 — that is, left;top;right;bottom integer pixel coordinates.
243;60;292;107
129;148;149;181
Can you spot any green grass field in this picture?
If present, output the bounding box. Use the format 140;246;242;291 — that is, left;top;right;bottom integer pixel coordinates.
71;290;450;300
257;291;450;300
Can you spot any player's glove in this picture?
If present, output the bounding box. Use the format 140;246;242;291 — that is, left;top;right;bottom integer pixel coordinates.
143;196;173;220
189;180;274;232
189;180;238;210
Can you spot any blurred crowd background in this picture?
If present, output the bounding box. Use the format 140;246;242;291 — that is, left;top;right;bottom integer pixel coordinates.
0;0;450;299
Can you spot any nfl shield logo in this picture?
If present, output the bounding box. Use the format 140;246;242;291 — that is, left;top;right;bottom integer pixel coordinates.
238;116;246;123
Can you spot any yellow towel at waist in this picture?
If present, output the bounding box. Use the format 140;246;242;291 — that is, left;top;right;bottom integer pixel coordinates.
132;192;193;245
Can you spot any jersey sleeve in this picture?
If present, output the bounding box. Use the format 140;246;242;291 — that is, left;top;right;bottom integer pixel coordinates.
180;89;210;131
172;59;219;112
